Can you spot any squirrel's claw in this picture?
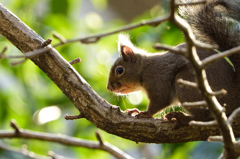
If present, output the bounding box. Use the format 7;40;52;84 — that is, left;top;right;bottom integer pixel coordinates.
126;109;153;118
125;108;141;116
165;111;193;129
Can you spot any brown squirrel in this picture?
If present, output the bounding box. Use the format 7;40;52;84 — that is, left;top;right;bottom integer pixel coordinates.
107;0;240;124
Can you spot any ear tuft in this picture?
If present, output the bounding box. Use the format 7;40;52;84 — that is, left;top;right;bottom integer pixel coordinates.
118;34;134;51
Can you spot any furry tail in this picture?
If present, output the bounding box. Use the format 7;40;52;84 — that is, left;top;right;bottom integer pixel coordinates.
179;0;240;75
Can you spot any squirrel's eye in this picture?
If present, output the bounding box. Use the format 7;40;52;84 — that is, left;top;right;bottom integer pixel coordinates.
116;67;124;76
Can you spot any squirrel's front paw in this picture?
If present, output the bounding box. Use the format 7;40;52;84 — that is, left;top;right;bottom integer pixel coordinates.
125;108;141;116
165;111;193;129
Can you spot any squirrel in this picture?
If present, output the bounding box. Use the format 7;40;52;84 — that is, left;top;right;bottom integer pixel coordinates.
107;0;240;125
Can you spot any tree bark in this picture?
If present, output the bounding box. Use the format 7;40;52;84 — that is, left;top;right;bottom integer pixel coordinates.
1;4;240;144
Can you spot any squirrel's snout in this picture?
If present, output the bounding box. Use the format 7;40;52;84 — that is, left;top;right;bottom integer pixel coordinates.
107;83;113;91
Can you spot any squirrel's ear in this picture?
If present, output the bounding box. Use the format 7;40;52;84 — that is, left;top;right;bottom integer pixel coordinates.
121;45;136;63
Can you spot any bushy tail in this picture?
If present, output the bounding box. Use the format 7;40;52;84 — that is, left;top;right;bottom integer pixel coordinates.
179;0;240;73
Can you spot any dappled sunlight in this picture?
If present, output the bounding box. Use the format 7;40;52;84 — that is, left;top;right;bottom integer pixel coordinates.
127;92;143;105
33;106;61;125
85;12;103;29
97;49;111;65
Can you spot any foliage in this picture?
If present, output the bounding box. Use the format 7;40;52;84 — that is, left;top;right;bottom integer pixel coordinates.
0;0;222;158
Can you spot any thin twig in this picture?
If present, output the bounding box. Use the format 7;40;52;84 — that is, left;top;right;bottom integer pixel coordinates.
177;79;198;88
0;141;51;159
96;131;104;145
201;46;240;68
52;16;169;48
3;39;52;66
10;58;27;66
64;114;84;120
0;120;133;159
228;107;240;125
39;39;52;48
189;120;218;127
208;136;223;142
193;40;218;50
208;89;227;96
69;58;81;65
5;38;52;66
182;101;207;109
176;0;207;6
2;47;51;59
48;151;73;159
153;43;186;55
10;119;21;134
53;32;66;44
235;141;240;154
0;45;8;57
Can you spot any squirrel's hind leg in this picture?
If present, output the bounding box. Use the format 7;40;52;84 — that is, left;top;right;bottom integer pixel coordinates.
165;111;194;129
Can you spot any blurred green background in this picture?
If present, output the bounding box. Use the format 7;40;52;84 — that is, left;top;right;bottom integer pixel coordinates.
0;0;223;158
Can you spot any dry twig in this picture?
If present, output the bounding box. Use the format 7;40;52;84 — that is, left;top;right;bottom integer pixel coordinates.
0;120;133;159
69;58;81;65
189;120;218;127
0;141;52;159
182;101;207;109
64;114;84;120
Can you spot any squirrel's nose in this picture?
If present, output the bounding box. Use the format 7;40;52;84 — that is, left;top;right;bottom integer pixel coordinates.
107;83;113;91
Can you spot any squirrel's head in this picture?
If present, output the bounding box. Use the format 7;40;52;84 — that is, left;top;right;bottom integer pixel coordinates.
107;34;145;95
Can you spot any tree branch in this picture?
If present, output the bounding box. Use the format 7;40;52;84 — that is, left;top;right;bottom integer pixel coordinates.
64;114;84;120
0;141;52;159
0;45;7;57
177;79;198;88
176;0;207;7
189;120;218;127
69;57;81;65
201;46;240;68
48;151;73;159
228;107;240;125
182;101;207;109
0;120;133;159
0;11;170;62
153;43;186;55
208;136;223;142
